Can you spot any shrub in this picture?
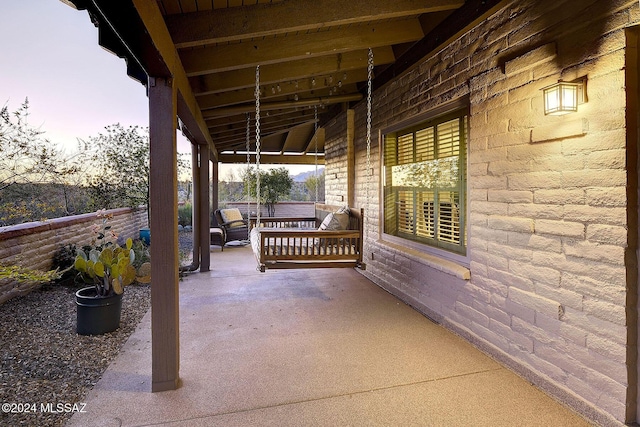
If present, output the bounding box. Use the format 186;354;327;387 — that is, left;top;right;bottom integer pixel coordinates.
178;203;192;227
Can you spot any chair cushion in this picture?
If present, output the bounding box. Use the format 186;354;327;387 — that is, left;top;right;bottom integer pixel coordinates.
220;208;244;227
318;206;350;231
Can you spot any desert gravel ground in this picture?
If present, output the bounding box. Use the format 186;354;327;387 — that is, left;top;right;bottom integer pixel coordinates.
0;231;193;426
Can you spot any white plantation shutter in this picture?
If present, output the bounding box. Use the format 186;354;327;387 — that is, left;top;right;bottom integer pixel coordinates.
383;110;467;254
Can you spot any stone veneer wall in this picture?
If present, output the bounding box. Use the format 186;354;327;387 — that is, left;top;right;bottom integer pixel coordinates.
0;208;147;303
323;0;638;424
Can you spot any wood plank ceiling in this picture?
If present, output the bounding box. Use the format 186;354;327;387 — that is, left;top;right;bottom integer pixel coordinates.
154;0;464;164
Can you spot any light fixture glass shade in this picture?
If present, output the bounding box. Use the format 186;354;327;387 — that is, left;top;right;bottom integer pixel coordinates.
543;81;580;115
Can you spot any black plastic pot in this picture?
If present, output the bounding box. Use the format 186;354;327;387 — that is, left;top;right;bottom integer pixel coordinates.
75;286;123;335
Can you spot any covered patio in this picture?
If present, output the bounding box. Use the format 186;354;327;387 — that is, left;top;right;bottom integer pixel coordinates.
61;0;640;424
68;244;589;426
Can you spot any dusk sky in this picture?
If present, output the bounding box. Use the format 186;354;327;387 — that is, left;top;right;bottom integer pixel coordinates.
0;1;316;177
0;0;189;154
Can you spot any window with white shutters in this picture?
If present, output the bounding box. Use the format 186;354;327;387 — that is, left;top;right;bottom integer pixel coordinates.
383;110;467;255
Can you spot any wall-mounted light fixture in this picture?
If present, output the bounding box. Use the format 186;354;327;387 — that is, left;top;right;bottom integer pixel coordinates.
542;78;587;115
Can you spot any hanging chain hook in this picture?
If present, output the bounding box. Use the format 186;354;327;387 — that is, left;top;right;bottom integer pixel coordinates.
365;48;374;255
255;65;261;226
314;105;319;204
246;112;251;238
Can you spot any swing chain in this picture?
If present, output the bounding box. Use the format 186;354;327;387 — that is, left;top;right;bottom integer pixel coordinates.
366;48;373;224
246;112;251;239
255;65;261;226
314;105;319;203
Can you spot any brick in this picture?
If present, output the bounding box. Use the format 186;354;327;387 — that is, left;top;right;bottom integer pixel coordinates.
534;219;584;238
535;312;586;346
513;233;561;252
509;287;563;319
487;242;532;263
487;129;531;148
508;203;563;221
455;301;490;328
507;142;563;161
509;259;561;287
586;334;626;363
534;283;584;312
505;297;535;324
487;159;530;175
584;149;626;170
534;189;585;205
585;224;627;246
505;42;557;76
470;201;508;216
582;297;626;326
531;119;587;143
488;215;534;233
469;175;508;190
585;187;627;207
488;190;532;203
561;273;625;306
508;171;563;190
487;266;534;293
563;240;624;266
563;169;626;188
563;205;626;226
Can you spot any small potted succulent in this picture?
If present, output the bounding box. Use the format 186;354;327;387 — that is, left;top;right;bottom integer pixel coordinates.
73;212;150;335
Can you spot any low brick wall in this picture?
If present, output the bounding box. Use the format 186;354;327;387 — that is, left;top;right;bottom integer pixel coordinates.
0;207;148;304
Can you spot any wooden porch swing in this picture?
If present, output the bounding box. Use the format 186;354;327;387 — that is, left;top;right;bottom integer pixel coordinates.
248;49;375;272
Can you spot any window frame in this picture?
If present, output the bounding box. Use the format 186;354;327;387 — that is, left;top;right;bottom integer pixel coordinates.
379;98;470;265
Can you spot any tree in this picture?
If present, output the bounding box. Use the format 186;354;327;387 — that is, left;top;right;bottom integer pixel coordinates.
82;124;150;212
218;169;245;203
0;99;85;225
243;166;293;216
304;171;325;202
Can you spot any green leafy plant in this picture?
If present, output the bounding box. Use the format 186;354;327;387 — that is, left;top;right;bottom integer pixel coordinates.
178;203;192;227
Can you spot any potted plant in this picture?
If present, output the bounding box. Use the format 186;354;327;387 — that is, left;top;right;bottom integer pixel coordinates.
73;212;150;335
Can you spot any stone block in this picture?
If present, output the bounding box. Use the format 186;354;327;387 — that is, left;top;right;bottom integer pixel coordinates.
488;215;534;233
534;219;584;238
509;287;563;320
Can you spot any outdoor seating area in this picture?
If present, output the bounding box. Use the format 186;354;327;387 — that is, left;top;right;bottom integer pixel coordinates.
214;208;250;244
249;204;364;272
52;1;640;423
67;244;589;426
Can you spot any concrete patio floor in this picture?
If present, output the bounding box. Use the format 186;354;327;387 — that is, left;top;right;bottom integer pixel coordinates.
69;244;592;426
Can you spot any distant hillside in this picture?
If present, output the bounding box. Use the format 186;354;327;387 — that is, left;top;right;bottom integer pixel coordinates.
292;167;324;182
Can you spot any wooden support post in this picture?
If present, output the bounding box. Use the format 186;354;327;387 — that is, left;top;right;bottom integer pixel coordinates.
199;146;210;271
346;109;356;207
149;76;180;392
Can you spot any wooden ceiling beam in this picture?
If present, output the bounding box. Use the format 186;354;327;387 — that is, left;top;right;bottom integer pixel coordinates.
198;80;361;110
303;127;325;154
206;108;314;129
212;121;317;147
190;47;395;95
203;93;363;118
281;122;315;153
211;115;315;138
166;0;463;48
209;113;316;136
181;19;424;76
